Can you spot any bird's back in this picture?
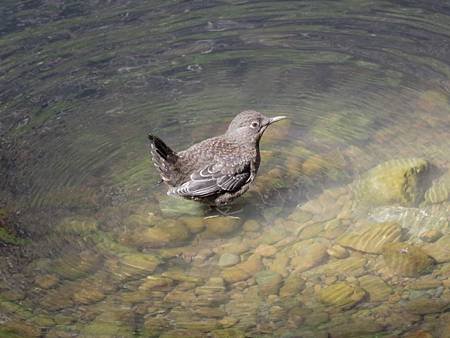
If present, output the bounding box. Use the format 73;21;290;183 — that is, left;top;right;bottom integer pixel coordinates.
168;134;259;204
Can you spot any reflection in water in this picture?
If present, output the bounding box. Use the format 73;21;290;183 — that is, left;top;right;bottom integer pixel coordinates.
0;0;450;337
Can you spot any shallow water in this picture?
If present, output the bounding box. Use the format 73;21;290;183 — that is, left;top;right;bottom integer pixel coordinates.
1;1;450;337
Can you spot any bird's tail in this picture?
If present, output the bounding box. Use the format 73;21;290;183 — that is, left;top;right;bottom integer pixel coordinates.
148;134;179;185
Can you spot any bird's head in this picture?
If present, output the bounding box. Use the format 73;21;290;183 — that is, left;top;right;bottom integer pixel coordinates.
226;110;287;143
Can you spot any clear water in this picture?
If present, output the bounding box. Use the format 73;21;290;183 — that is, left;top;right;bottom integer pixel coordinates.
0;1;449;337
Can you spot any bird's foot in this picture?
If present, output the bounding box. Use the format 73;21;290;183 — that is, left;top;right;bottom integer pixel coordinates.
204;205;243;219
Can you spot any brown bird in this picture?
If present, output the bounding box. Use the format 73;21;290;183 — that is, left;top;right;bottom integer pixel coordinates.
148;110;286;206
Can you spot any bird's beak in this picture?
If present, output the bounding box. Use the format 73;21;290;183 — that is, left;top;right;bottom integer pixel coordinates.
268;116;287;125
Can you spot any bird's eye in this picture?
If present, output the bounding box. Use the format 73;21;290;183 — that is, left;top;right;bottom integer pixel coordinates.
250;121;259;129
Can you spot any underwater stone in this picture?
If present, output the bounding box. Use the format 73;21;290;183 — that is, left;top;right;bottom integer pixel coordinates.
158;195;204;217
49;250;101;280
72;286;105;305
297;187;352;223
368;205;449;240
40;285;75;311
358;275;392;302
326;244;349;259
182;216;206;234
1;320;41;337
419;229;443;243
403;297;450;315
287;209;313;224
222;254;263;283
242;219;261;232
210;328;246;338
139;276;173;291
258;225;289;244
203;216;242;238
382;243;434;277
424;171;450;204
254;244;277;257
127;220;191;248
316;282;366;309
423;234;450;263
279;274;306;298
303;256;367;279
255;270;283;296
55;216;98;234
119;253;160;276
162;270;203;285
353;158;429;207
218;253;240;267
289;239;329;272
337;222;403;254
34;274;59;289
268;251;290;277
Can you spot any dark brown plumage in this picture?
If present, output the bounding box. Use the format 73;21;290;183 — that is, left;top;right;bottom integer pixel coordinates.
148;110;286;206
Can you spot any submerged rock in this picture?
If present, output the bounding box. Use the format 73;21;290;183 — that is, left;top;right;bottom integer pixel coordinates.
279;274;305;298
139;276;173;291
72;286;105;305
338;222;404;254
126;219;191;248
316;282;366;309
119;253;161;276
289;239;329;272
255;270;283;296
203;216;242;238
358;275;392;302
382;243;434;277
49;250;101;280
419;229;443;243
222;254;263;283
218;253;240;267
242;219;261;232
34;274;59;289
403;297;450;315
303;256;367;279
295;187;352;223
424;170;450;204
55;216;98;234
423;234;450;263
158;196;204;217
326;244;349;259
254;244;277;257
368;205;449;240
353;158;429;207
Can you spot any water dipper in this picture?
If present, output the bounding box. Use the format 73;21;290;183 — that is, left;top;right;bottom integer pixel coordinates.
149;110;286;206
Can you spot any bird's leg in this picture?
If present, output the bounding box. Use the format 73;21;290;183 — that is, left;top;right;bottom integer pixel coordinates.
204;205;243;219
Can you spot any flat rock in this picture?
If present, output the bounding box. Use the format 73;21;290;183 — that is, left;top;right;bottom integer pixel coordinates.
289;239;329;272
382;243;434;277
338;222;403;254
279;274;305;298
352;158;429;207
303;256;367;279
34;274;59;289
403;297;450;315
222;254;262;283
203;216;242;238
255;270;283;296
126;220;191;248
358;275;392;302
72;286;105;305
423;234;450;263
326;244;349;259
316;282;366;309
218;253;240;267
254;244;277;257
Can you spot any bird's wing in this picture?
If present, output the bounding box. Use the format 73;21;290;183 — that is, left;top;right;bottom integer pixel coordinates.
171;162;251;198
